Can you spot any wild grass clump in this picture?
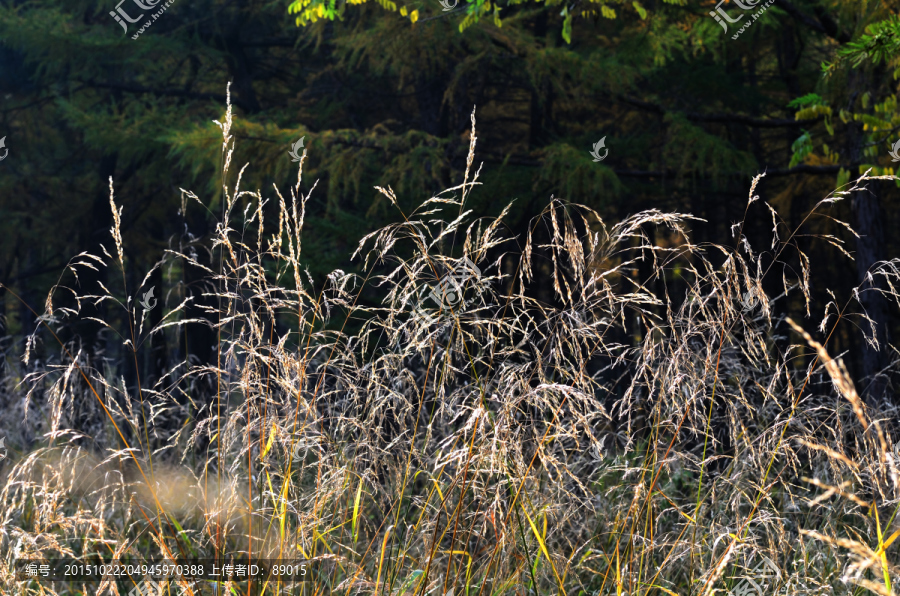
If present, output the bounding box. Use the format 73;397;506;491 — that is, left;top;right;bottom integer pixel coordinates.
1;88;899;596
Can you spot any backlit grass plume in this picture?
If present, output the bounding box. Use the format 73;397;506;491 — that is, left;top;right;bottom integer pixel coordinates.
1;90;899;596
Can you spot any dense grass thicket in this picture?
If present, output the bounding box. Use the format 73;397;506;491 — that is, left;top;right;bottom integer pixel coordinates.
1;92;900;596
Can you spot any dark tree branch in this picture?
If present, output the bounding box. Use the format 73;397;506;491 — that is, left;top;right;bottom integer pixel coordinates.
776;0;851;43
5;260;75;286
611;164;842;178
80;81;254;112
619;96;821;128
478;152;846;178
242;39;302;47
761;164;842;176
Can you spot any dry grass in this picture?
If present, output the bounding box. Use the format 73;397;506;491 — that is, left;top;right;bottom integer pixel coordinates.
1;88;899;596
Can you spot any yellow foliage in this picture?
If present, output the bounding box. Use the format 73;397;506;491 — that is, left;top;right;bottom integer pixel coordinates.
459;11;478;32
859;114;891;131
633;1;647;19
795;104;831;120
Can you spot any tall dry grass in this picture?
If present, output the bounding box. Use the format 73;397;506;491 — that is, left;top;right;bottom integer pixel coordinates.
1;87;899;596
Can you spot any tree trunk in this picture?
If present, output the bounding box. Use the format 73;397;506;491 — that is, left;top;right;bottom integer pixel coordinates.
851;180;889;404
415;76;447;137
846;69;889;406
529;8;549;148
223;32;261;114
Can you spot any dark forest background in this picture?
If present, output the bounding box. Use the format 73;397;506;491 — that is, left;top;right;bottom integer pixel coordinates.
1;0;899;403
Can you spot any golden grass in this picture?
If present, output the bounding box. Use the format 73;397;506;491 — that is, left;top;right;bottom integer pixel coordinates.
1;88;899;596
